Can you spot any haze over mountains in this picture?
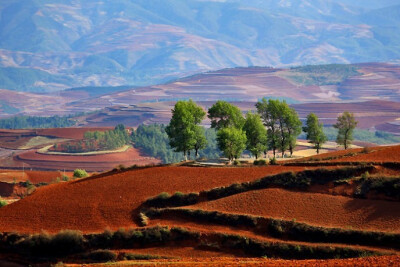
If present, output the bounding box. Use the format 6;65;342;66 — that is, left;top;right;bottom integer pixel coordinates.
0;0;400;92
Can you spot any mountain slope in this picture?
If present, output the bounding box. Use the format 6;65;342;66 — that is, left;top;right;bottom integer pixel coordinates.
0;0;399;92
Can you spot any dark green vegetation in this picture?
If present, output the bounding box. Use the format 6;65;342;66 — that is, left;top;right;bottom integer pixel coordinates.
143;166;373;208
355;175;400;200
0;226;378;263
53;125;129;153
131;124;220;164
73;169;88;179
0;115;75;129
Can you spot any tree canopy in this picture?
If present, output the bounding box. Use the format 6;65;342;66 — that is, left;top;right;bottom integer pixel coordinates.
333;111;358;149
303;113;327;154
243;112;267;159
208;100;245;130
256;98;301;158
165;100;206;160
216;126;247;162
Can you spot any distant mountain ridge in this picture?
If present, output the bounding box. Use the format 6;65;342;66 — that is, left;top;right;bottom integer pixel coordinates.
0;0;399;92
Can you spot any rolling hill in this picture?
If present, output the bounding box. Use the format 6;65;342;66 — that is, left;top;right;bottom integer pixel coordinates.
0;0;400;92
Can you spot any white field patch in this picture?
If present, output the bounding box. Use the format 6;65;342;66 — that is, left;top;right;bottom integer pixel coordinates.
18;136;69;150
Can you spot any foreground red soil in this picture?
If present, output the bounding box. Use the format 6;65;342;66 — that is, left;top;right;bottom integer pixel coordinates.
0;170;67;184
293;145;400;163
0;166;311;233
191;188;400;232
78;256;400;267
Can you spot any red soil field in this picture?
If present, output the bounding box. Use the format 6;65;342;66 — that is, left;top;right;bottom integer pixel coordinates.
292;144;400;164
15;147;160;171
331;145;400;163
0;130;38;149
0;166;313;233
190;188;400;232
0;170;65;183
85;256;400;267
37;127;112;140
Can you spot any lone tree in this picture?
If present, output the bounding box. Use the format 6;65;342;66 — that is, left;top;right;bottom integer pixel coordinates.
208;100;245;130
166;100;206;160
303;113;327;154
333;111;358;149
256;98;280;157
284;107;302;157
243;112;267;159
256;98;302;158
216;126;247;162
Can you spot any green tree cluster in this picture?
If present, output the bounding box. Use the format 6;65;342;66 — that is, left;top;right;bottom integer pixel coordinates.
132;124;220;163
0;115;75;129
208;101;247;162
163;100;359;163
57;124;130;153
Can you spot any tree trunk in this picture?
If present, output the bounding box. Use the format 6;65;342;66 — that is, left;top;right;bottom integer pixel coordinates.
316;144;320;154
183;151;187;161
188;150;191;160
195;148;199;158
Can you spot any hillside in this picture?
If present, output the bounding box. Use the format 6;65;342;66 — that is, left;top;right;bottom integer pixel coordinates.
0;1;400;92
2;63;400;125
0;145;400;264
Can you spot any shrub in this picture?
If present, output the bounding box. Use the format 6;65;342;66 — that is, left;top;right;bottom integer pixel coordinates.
0;197;7;207
144;192;199;208
233;159;241;166
361;171;369;179
51;230;84;255
73;169;88;178
254;159;267;166
139;212;149;226
83;249;117;262
123;253;163;260
62;175;69;182
269;157;277;165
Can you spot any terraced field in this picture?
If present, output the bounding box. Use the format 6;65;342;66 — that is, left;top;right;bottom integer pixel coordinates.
0;144;399;265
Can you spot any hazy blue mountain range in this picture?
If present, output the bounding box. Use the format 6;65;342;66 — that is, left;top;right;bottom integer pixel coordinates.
0;0;399;92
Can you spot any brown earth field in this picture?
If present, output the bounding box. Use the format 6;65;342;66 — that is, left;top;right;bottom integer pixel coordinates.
0;128;160;172
288;144;400;164
1;146;400;265
14;147;160;172
67;256;400;267
189;188;400;232
0;165;313;233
